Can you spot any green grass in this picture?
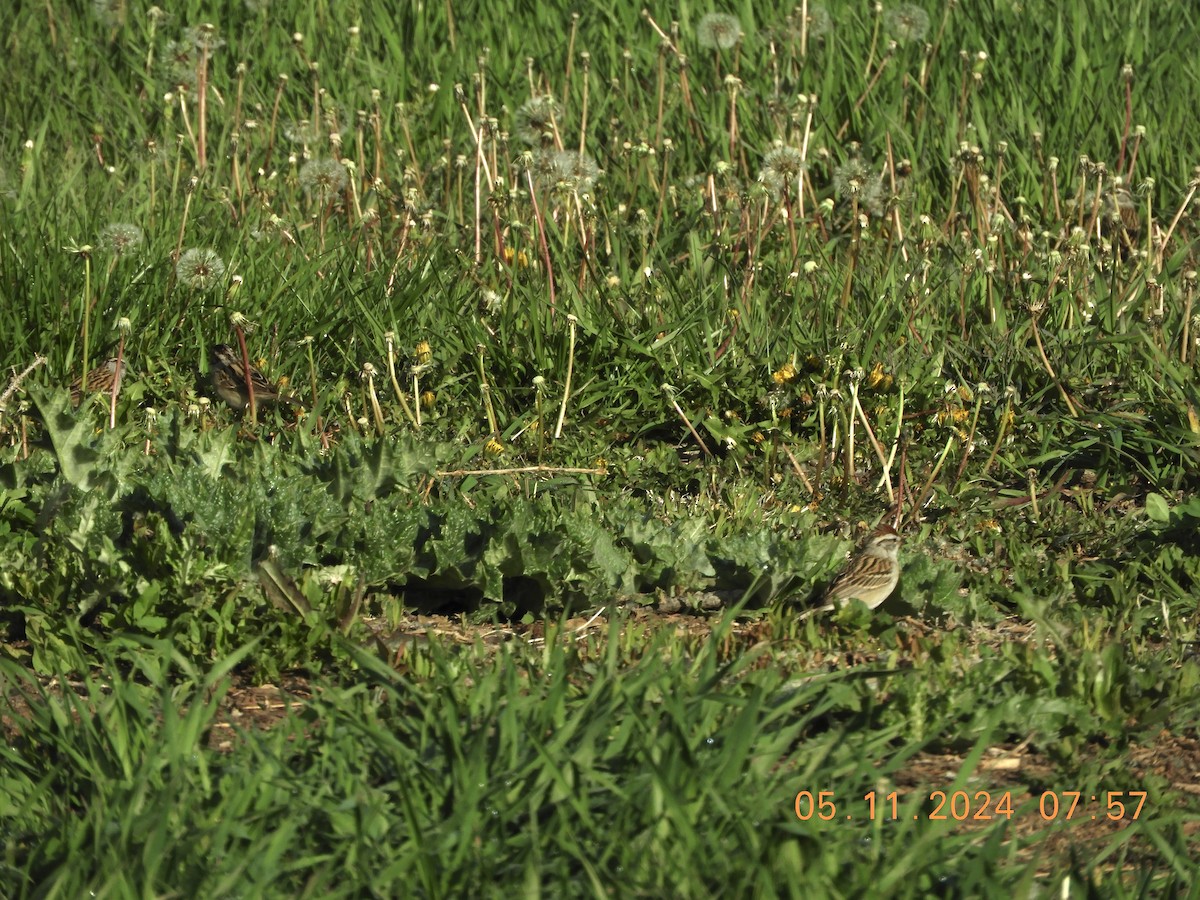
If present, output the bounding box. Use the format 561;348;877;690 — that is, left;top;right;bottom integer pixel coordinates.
2;0;1200;894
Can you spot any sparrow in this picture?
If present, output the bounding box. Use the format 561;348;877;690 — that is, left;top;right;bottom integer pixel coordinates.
804;524;902;617
209;344;293;410
70;358;126;407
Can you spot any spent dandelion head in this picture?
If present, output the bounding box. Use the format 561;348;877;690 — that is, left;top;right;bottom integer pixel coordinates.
91;0;128;28
531;149;600;195
175;248;225;292
514;95;561;147
758;144;806;200
96;222;144;258
832;156;872;199
697;12;742;50
553;150;600;194
161;38;198;89
283;118;324;146
183;23;224;52
298;157;349;196
804;5;834;40
884;4;930;44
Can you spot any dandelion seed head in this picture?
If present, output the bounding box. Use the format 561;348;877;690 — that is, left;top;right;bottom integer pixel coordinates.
832;157;873;199
804;5;834;39
532;149;600;195
884;4;930;44
283;119;322;146
96;223;144;257
176;248;225;292
762;144;806;178
697;12;742;50
758;144;806;199
299;157;349;195
161;39;198;89
183;23;224;52
91;0;128;28
757;169;784;199
514;95;561;147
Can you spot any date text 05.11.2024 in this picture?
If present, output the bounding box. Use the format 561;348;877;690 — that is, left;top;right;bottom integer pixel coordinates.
793;790;1148;822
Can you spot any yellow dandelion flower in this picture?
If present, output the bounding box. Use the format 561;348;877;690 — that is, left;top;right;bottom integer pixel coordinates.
772;362;798;385
504;247;529;267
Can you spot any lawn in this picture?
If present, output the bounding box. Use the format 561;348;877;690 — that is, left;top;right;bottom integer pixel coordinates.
2;0;1199;895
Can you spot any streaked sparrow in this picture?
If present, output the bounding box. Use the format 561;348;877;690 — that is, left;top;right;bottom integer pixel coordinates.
805;524;902;616
209;344;293;410
70;357;126;407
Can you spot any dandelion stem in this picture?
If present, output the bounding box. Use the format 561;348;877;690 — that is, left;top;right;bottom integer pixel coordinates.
654;46;667;148
384;335;419;428
851;381;893;503
364;368;384;435
800;0;810;57
882;382;905;487
554;316;577;439
477;344;499;436
664;385;710;457
1181;281;1193;365
1029;308;1078;417
109;336;125;431
235;325;257;427
196;45;209;170
173;179;196;264
563;14;579;113
844;383;856;485
442;0;456;50
913;431;956;513
80;252;92;392
577;52;591;158
1156;182;1198;273
525;167;557;314
177;92;200;170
